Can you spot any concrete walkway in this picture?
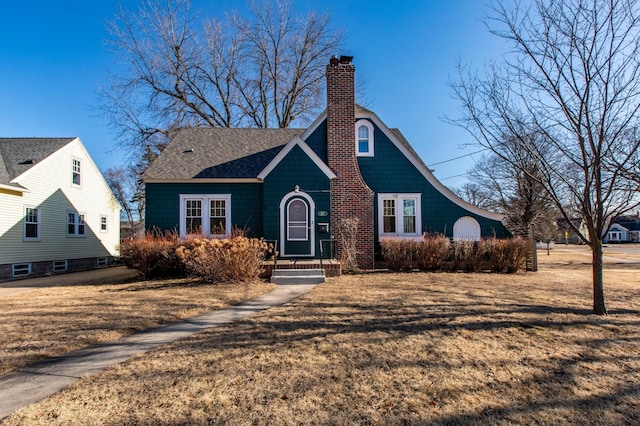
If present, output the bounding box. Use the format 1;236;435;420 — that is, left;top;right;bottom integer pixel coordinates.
0;274;318;420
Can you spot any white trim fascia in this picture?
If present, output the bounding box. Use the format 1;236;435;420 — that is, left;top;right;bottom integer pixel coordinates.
300;109;328;140
73;138;122;211
279;190;316;257
608;223;629;232
356;110;504;222
8;138;76;184
258;135;336;180
0;183;28;193
144;178;262;184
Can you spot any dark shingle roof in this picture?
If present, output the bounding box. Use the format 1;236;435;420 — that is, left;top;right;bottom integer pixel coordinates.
143;128;303;180
0;138;75;187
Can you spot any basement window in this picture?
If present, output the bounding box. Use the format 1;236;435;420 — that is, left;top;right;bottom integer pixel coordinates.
53;260;68;272
12;263;31;277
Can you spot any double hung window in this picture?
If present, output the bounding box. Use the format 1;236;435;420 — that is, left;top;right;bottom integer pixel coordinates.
378;194;421;237
67;212;86;237
179;194;231;237
24;207;40;240
72;158;82;186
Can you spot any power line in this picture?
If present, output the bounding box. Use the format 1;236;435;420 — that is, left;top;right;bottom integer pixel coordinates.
427;149;487;167
439;171;473;181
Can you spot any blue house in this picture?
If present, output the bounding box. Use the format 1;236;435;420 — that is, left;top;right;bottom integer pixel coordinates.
143;56;508;269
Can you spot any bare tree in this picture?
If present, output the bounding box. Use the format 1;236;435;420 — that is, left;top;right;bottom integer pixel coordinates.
104;166;145;239
450;0;640;314
463;134;555;233
100;0;343;159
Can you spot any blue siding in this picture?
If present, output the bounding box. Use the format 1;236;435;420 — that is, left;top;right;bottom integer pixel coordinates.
357;121;508;239
145;182;263;236
263;144;331;256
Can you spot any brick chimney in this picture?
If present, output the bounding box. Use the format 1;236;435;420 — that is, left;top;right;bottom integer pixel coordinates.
326;55;375;270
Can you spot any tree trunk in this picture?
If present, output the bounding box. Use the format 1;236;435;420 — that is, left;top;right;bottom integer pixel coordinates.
592;240;607;315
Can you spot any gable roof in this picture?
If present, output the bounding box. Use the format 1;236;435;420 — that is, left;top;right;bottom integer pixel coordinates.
143;128;303;181
302;105;504;222
258;135;336;180
0;137;75;191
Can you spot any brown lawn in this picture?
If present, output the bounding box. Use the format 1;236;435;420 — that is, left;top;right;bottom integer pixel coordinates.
3;246;640;425
0;278;275;375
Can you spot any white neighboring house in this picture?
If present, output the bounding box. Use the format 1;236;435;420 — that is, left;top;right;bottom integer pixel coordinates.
605;223;629;243
0;138;121;281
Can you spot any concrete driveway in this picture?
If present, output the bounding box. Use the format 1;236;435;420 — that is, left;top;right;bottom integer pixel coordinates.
0;266;142;297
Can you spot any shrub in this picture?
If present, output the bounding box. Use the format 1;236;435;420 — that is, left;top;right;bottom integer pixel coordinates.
176;235;271;283
336;217;360;273
484;237;530;273
120;232;184;279
416;234;451;271
451;240;486;272
380;239;416;272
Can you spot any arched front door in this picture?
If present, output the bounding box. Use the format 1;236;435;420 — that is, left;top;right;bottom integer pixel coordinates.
280;191;315;257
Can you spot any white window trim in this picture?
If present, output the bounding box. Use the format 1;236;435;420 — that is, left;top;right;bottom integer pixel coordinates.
286;198;309;241
355;119;374;157
179;194;231;238
53;260;68;272
67;211;87;238
24;205;40;241
12;263;31;277
71;157;82;188
377;193;422;239
100;215;108;233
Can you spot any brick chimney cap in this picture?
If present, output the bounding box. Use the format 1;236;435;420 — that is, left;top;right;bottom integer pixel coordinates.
339;55;353;64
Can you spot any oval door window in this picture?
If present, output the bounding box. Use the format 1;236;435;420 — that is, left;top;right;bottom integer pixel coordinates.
288;199;308;240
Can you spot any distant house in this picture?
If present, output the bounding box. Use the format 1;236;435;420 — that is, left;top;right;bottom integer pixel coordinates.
0;138;121;281
556;218;586;244
604;215;640;243
143;56;508;269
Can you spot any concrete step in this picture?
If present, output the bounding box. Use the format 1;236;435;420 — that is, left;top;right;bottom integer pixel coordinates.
270;268;325;284
271;268;325;277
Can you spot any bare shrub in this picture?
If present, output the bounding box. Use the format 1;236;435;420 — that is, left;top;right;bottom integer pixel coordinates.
120;231;183;279
416;234;451;271
336;217;360;273
380;239;416;272
176;235;270;283
451;240;486;272
484;237;531;273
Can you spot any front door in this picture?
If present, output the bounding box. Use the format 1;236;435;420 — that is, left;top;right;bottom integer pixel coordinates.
280;191;315;257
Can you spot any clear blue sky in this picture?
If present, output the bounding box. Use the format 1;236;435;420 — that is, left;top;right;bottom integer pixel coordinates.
0;1;511;189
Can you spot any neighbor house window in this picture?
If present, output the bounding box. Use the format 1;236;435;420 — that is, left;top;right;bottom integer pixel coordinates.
100;215;108;232
179;194;231;237
67;212;86;237
72;158;82;186
24;206;40;241
12;263;31;277
53;260;68;272
355;119;374;156
378;194;422;237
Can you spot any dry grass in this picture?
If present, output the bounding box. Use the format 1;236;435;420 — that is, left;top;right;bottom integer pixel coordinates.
3;247;640;425
0;278;275;375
